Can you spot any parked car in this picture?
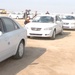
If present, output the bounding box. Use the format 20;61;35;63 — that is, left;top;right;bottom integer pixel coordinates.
61;14;75;29
25;14;63;39
0;16;27;62
0;9;7;14
8;12;24;19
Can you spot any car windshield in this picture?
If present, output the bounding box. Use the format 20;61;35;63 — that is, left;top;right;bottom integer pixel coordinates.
62;15;75;20
11;13;16;14
32;16;54;23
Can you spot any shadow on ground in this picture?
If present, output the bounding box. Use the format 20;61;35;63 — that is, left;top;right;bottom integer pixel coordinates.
0;47;46;75
63;29;75;31
56;31;71;39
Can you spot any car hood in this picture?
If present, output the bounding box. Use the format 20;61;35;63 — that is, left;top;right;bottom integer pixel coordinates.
62;20;75;23
25;22;55;28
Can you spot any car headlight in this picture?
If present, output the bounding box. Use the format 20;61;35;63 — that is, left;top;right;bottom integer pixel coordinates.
44;27;53;30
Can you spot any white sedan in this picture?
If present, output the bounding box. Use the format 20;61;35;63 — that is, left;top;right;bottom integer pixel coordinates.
0;17;27;62
62;14;75;29
8;12;24;19
25;14;63;39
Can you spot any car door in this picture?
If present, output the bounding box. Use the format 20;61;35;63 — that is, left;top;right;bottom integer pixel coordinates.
0;17;20;61
0;18;12;61
55;16;62;34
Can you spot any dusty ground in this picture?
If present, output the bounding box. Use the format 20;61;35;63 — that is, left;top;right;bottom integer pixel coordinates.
0;19;75;75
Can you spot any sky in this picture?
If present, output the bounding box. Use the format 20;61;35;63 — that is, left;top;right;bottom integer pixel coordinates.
0;0;75;13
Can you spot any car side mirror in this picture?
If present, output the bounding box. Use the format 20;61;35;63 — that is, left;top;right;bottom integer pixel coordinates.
0;31;2;36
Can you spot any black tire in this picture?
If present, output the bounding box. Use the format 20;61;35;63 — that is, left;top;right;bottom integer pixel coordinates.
13;41;25;59
27;36;30;38
51;30;56;40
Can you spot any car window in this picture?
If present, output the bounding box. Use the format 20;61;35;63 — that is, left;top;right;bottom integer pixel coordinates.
2;18;15;32
40;16;54;23
32;16;40;22
32;16;54;23
62;15;75;20
0;20;2;31
17;13;21;15
12;21;20;29
0;18;6;33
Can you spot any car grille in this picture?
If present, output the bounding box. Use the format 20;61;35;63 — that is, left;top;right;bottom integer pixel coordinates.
63;26;69;28
63;23;69;25
30;33;42;36
31;28;41;31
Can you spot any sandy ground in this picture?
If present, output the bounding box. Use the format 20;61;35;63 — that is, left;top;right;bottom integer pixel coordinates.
0;19;75;75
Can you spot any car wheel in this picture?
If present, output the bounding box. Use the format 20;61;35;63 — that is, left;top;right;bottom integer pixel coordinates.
27;36;30;38
51;30;56;40
14;41;25;59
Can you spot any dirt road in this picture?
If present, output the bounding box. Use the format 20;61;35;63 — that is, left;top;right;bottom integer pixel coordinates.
0;20;75;75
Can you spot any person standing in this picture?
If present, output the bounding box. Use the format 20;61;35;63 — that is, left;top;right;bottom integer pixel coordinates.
23;10;28;19
35;11;37;16
33;11;37;18
45;11;50;14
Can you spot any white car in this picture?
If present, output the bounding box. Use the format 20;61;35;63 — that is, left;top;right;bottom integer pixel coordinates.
62;14;75;29
8;12;24;19
25;14;63;39
0;17;27;62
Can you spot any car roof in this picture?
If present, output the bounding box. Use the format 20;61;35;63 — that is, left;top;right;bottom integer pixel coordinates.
62;14;75;16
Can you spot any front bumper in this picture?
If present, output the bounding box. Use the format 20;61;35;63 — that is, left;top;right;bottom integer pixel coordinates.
27;30;53;37
63;25;75;29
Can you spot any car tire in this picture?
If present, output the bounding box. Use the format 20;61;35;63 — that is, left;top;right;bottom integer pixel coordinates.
13;41;25;59
51;30;56;40
27;36;30;38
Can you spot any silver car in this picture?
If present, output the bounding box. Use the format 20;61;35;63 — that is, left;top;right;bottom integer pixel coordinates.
0;17;27;62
